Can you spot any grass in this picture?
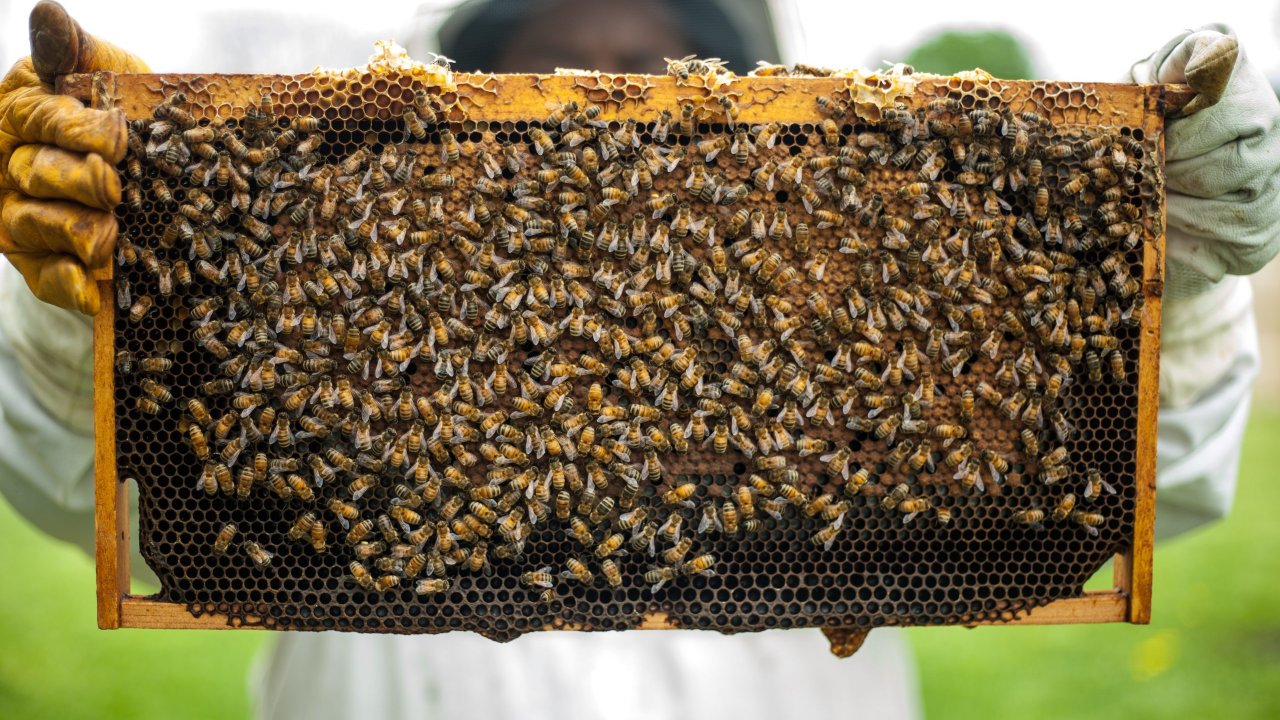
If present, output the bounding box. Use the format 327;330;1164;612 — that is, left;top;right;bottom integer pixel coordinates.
0;511;264;719
0;408;1277;719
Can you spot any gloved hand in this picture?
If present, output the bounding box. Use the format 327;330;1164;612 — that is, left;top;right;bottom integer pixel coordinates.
0;0;148;314
1129;25;1280;301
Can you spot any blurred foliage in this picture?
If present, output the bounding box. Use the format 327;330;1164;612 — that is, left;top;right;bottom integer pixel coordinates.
0;507;263;719
904;30;1037;80
1;410;1278;718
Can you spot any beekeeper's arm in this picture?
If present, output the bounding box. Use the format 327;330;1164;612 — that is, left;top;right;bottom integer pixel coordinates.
1128;26;1280;537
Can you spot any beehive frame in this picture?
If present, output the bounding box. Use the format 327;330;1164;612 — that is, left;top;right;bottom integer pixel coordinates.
64;69;1189;643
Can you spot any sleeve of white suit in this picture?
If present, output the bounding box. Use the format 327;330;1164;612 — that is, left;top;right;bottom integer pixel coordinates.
1153;277;1259;539
0;261;155;585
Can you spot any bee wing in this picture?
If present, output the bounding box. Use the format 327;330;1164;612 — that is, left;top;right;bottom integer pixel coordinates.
696;511;715;536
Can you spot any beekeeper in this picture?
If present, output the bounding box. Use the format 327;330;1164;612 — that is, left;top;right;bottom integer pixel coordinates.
0;1;1275;718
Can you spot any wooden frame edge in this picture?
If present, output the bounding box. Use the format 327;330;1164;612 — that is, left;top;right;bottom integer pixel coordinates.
1125;86;1169;626
59;72;1193;127
94;280;126;629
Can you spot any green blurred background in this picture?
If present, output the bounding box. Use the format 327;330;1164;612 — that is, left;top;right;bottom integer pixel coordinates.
4;23;1280;720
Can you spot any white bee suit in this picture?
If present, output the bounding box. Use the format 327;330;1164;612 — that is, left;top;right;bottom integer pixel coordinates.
0;24;1278;720
252;624;920;720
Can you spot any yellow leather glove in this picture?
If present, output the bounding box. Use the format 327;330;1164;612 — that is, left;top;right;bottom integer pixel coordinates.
0;0;148;314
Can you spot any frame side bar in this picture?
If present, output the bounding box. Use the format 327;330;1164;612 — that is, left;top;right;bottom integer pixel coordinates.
1127;87;1167;625
94;280;126;628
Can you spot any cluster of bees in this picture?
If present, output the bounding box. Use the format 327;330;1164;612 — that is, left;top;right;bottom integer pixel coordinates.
114;62;1146;602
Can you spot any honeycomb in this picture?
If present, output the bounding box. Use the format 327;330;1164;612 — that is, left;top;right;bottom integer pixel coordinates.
100;62;1156;641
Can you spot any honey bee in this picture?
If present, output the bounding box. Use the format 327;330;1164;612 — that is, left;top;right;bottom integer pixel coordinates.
1070;510;1105;536
795;247;831;282
1012;508;1046;529
244;541;274;568
415;578;451;595
644;565;679;593
562;557;595;585
832;464;867;497
898;497;932;524
286;512;317;543
525;126;556;156
184;421;211;460
322;498;359;531
594;532;626;558
1108;350;1127;383
1051;493;1077;522
800;517;842;550
1084;467;1116;499
935;507;953;527
1062;173;1089;195
465;541;490;573
880;483;911;512
213;522;238;554
309;520;328;553
349;561;375;590
128;295;154;323
345;519;374;545
804;90;850;119
939;439;974;469
365;570;401;592
662;483;697;507
680;553;716;578
592;557;620;588
1051;410;1075;442
941;348;971;378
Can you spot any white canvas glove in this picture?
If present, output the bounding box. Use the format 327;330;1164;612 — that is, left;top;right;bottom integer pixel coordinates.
1129;25;1280;301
